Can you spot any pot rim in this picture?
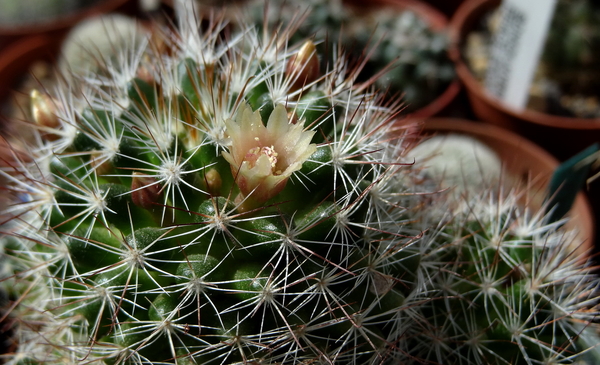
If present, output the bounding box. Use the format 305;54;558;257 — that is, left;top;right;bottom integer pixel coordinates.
0;34;65;103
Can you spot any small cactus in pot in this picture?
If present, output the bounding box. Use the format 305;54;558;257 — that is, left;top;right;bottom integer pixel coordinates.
0;1;599;364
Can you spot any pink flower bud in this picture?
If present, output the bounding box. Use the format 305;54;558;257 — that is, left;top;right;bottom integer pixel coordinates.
131;172;163;210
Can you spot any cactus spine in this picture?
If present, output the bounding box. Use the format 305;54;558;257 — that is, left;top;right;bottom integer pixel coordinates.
0;1;598;364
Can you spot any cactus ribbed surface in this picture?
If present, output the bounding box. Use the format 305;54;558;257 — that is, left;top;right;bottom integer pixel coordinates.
241;0;455;112
0;1;598;364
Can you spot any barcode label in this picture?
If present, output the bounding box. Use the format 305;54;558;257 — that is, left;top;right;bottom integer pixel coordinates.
484;0;558;110
485;5;525;98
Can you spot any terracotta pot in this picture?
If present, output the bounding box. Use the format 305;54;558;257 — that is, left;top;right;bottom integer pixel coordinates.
0;0;139;52
0;13;153;114
420;118;596;256
0;35;64;104
448;0;600;161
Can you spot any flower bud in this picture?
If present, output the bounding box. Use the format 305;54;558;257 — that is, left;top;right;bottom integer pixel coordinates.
137;55;156;85
203;168;222;196
131;172;163;210
31;89;60;130
89;151;114;177
286;40;319;91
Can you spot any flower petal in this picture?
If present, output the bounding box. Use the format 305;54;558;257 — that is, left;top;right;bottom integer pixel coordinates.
223;102;317;207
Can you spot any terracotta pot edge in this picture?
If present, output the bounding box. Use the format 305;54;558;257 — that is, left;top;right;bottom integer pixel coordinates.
406;78;462;119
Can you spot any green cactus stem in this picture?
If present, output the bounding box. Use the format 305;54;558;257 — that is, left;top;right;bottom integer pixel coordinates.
0;1;598;364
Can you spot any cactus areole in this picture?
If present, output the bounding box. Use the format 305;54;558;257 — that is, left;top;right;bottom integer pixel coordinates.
0;2;599;365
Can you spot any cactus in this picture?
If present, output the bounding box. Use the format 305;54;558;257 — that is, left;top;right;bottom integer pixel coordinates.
540;0;600;117
409;186;600;365
0;1;598;364
223;0;455;113
542;0;600;90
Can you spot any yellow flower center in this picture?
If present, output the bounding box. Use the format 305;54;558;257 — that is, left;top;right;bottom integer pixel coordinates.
245;144;280;174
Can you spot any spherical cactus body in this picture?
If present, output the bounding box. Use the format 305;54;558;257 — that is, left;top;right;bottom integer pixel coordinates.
0;1;598;364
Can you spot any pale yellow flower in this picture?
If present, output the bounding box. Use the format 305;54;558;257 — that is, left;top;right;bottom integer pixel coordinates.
222;103;316;209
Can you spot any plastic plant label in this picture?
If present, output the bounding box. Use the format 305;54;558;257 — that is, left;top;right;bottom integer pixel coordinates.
484;0;558;110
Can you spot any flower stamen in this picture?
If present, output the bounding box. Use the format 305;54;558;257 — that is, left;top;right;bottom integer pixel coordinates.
246;146;279;171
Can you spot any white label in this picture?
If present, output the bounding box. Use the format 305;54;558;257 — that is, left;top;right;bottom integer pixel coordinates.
484;0;558;110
